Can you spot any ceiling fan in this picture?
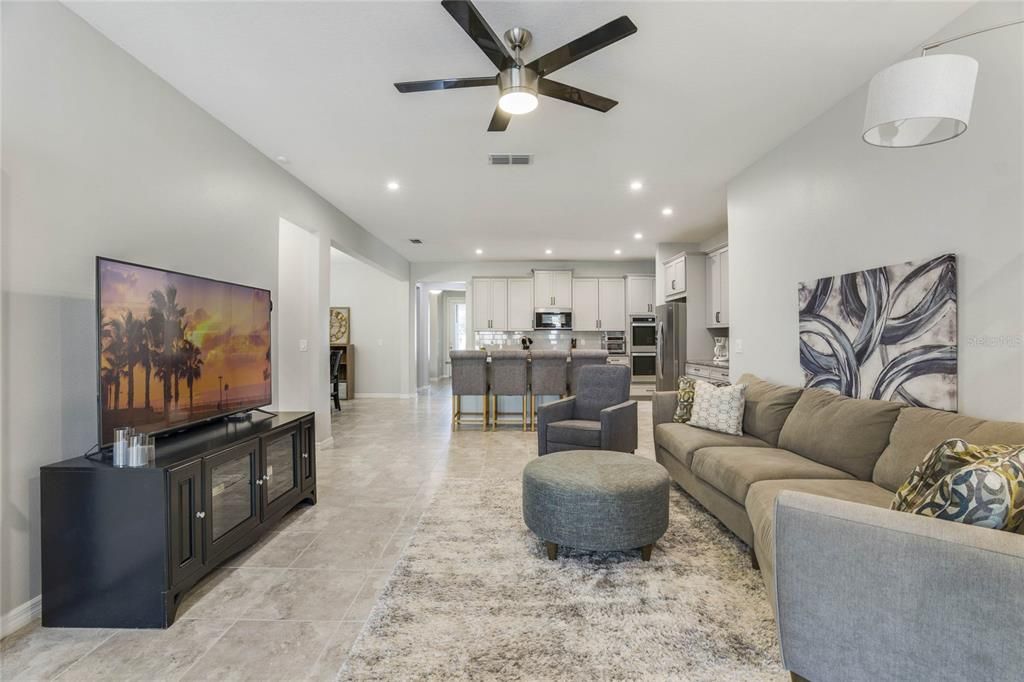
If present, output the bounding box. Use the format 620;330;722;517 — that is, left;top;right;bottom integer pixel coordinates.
394;0;637;131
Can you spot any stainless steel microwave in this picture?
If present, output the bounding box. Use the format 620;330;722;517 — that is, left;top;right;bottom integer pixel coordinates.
535;311;572;330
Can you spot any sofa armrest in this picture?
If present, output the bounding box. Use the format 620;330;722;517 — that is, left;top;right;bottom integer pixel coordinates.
537;397;576;455
774;491;1024;682
600;400;638;454
652;391;678;427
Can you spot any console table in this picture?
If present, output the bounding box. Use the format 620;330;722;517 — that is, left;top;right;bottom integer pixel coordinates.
40;411;316;628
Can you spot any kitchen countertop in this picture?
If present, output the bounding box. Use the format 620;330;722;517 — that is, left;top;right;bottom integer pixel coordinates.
686;358;729;369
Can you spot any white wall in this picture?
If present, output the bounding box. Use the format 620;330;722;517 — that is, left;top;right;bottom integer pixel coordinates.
277;219;317;410
727;3;1023;420
329;249;410;397
0;3;408;629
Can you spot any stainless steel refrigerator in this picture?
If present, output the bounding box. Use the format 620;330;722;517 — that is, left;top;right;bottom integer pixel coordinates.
656;302;687;390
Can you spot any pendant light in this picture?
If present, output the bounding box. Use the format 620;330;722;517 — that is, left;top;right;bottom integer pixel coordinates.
863;18;1022;148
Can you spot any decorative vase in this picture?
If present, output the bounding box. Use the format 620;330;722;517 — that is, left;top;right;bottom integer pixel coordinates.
713;337;729;364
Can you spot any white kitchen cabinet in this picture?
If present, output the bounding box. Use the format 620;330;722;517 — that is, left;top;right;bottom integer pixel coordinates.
534;270;572;308
626;276;655;315
573;278;625;331
572;279;600;331
507;278;534;331
598;278;626;331
472;278;508;331
707;247;729;327
664;255;686;299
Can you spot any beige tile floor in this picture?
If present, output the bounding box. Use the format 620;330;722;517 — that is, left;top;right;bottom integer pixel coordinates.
0;381;655;681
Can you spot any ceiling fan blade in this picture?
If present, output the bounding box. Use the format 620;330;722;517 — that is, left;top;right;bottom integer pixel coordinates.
394;76;496;93
538;79;618;112
441;0;513;70
526;16;637;77
487;106;511;132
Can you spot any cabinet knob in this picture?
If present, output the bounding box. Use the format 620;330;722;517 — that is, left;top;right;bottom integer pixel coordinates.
263;474;270;481
256;479;264;486
302;453;309;459
195;511;206;519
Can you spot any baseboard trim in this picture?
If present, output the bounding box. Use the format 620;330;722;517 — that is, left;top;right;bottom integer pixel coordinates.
2;595;41;639
354;393;414;399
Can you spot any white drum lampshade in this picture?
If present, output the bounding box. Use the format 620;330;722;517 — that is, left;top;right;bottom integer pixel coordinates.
862;53;979;148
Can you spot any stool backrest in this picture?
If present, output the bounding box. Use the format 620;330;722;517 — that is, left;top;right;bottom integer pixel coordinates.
450;350;488;396
574;364;631;421
489;350;529;396
529;350;569;396
569;349;610;395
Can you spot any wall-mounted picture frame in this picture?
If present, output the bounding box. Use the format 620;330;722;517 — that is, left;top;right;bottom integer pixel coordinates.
329;306;350;345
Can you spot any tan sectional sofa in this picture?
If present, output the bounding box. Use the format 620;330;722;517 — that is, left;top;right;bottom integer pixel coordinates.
653;374;1024;681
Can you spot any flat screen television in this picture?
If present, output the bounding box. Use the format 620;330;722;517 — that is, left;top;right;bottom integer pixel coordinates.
97;257;272;446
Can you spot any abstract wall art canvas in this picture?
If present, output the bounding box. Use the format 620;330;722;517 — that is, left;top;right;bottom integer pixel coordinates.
798;253;957;411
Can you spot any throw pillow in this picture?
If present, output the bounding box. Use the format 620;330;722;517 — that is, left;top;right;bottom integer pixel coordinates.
909;446;1024;532
892;438;1019;512
688;381;746;436
673;377;697;423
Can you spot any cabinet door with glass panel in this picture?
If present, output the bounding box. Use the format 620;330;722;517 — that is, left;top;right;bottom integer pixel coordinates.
261;425;303;520
202;439;260;566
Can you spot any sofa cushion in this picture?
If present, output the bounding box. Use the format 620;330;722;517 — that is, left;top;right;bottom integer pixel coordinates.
654;423;769;467
777;388;903;481
691;446;854;505
673;377;697;423
873;407;1024;492
746;478;894;582
738;373;803;447
547;420;602;448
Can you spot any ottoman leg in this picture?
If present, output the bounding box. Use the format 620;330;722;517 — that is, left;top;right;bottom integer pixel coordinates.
640;544;653;562
545;542;558;560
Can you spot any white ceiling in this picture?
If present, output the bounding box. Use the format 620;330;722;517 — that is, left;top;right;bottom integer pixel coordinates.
69;1;969;262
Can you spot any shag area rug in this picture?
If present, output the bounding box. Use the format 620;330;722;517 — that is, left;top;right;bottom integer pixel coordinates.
339;477;785;681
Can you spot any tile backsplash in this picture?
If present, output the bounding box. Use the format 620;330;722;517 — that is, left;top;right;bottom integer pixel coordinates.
473;330;607;351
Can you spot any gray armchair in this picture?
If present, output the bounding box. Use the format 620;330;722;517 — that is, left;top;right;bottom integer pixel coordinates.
537;364;637;455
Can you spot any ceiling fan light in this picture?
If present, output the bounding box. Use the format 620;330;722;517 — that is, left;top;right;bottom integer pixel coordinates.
863;54;978;148
498;88;539;115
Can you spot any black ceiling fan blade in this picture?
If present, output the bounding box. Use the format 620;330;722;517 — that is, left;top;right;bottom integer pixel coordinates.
526;16;637;77
538;79;618;112
487;106;511;132
441;0;513;70
394;76;497;93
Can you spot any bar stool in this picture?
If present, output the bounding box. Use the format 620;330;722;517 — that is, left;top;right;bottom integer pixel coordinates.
528;350;569;431
489;350;530;431
450;350;489;431
569;349;610;395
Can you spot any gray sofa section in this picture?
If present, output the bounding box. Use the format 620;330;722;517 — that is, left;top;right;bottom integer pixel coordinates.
653;373;1024;680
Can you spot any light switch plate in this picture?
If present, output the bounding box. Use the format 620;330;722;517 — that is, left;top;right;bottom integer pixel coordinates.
733;338;743;354
299;339;308;352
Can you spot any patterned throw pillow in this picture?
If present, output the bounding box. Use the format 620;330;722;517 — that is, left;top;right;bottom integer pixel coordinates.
892;439;1019;512
909;447;1024;533
673;377;697;423
688;381;746;436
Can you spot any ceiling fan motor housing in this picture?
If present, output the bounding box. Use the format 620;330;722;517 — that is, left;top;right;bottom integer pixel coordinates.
498;64;539;96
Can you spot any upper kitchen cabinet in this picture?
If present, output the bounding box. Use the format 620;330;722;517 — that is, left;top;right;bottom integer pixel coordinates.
534;270;572;309
626;275;655;315
707;247;730;327
472;278;508;331
572;278;626;331
664;254;687;300
507;278;534;332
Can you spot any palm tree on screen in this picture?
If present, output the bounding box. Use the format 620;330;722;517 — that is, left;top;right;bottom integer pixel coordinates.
121;311;145;410
102;317;128;410
181;339;204;412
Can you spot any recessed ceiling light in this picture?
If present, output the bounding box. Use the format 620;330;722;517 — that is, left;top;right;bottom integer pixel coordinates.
629;180;644;191
429;289;442;295
545;248;553;255
275;155;289;164
634;232;643;240
661;207;673;216
475;248;483;255
386;180;400;191
614;249;622;255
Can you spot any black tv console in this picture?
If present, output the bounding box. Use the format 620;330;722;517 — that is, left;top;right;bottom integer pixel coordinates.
40;411;316;628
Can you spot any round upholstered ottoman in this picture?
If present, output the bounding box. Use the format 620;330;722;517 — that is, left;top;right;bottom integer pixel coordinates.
522;450;670;561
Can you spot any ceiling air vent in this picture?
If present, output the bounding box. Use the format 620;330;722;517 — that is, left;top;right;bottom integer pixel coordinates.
489;154;533;166
409;238;423;244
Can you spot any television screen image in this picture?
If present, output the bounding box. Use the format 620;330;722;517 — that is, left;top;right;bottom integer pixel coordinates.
97;258;272;445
